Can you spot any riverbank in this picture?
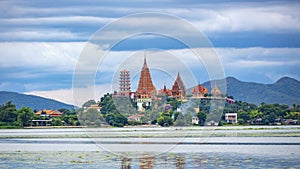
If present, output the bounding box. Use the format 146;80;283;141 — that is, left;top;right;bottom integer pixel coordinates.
0;126;299;138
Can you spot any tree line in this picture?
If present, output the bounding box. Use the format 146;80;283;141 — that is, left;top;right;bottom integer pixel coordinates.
1;94;299;128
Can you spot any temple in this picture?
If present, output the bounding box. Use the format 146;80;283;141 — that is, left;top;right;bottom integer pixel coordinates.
191;81;208;98
158;83;172;96
211;85;222;97
136;54;157;99
114;52;226;112
135;53;157;111
118;69;131;97
171;72;186;99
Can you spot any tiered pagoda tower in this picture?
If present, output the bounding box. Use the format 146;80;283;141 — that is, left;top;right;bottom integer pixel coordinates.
136;54;156;99
118;69;131;97
171;72;186;99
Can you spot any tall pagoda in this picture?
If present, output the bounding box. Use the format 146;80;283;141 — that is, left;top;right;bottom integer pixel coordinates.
171;72;186;99
136;53;156;99
118;69;131;97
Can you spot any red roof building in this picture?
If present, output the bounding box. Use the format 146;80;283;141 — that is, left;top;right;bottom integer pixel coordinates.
171;72;186;99
136;55;156;99
35;110;63;118
191;82;208;98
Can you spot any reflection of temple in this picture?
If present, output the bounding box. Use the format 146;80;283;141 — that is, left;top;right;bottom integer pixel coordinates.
140;154;155;169
121;157;131;169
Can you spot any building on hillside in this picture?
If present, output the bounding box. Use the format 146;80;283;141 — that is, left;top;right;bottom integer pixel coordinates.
226;97;235;104
118;69;131;97
206;120;219;126
225;113;238;124
211;85;222;97
136;55;157;99
158;84;172;96
171;72;186;99
191;82;208;98
192;116;199;125
84;104;101;113
135;54;157;111
35;110;63;118
127;114;144;122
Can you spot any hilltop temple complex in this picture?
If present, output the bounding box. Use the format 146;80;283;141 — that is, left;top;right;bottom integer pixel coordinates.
115;53;223;111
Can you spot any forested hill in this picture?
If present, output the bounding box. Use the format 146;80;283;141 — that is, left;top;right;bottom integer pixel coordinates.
0;91;74;110
202;77;300;106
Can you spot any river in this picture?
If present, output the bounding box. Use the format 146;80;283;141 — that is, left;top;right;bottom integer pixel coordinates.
0;126;299;168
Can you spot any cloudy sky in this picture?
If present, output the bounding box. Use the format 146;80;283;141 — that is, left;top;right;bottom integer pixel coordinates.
0;0;299;105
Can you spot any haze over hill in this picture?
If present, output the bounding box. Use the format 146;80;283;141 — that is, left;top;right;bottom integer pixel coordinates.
0;91;74;110
202;77;300;106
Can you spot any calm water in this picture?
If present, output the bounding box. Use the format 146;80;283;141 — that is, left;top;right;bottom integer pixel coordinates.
0;126;299;168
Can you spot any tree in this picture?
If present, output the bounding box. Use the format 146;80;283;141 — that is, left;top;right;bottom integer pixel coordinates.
238;111;250;122
174;112;186;126
157;115;173;127
52;117;63;126
184;111;193;126
82;99;96;108
104;112;127;127
17;107;34;127
197;111;207;126
0;101;17;124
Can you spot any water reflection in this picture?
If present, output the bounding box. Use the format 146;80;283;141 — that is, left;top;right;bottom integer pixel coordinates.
176;156;186;169
120;154;187;169
139;154;155;169
121;157;131;169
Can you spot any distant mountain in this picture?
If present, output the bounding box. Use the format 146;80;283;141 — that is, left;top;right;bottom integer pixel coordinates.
202;77;300;106
0;91;75;110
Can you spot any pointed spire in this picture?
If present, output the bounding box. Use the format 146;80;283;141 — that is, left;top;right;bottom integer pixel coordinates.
172;72;187;97
144;51;146;64
143;51;148;69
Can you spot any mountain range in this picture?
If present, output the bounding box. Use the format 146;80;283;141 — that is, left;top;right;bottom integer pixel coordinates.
0;76;299;110
0;91;74;110
202;76;300;106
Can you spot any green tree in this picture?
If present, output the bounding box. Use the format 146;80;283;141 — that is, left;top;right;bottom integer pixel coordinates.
238;111;250;123
17;107;34;127
174;112;186;126
157;115;173;127
0;101;17;124
82;99;96;108
52;117;63;126
197;111;207;126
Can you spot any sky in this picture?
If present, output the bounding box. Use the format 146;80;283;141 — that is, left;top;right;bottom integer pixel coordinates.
0;0;299;106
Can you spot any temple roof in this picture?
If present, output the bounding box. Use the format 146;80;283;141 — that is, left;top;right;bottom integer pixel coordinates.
171;72;187;97
136;53;156;98
192;82;208;94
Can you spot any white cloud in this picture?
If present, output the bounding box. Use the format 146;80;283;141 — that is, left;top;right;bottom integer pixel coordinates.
0;42;83;71
25;83;112;106
0;30;87;41
0;16;114;26
1;41;299;95
217;47;300;68
1;2;299;42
